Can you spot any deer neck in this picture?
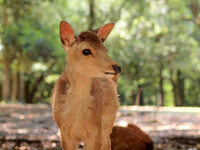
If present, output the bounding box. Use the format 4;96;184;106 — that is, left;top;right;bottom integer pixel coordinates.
65;67;92;102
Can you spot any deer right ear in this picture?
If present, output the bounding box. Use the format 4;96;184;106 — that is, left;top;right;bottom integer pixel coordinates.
60;21;75;47
93;23;114;42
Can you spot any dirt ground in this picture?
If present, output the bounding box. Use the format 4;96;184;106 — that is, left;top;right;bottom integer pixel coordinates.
0;104;200;150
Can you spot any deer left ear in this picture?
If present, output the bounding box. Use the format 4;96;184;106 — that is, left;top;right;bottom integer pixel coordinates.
60;21;75;47
94;23;114;42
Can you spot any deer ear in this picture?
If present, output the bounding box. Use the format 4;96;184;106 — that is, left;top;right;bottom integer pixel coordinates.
60;21;75;47
94;23;114;42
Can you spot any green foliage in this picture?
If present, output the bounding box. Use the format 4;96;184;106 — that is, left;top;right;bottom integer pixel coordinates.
0;0;200;106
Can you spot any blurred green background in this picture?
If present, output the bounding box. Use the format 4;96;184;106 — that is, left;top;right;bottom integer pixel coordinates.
0;0;200;106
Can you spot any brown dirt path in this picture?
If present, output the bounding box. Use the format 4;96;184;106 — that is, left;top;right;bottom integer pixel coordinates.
0;104;200;150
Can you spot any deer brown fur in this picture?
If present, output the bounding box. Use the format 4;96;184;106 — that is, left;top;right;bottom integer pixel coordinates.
110;124;154;150
51;21;120;150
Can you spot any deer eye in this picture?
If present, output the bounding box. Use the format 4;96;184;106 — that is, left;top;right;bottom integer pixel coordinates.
82;49;92;56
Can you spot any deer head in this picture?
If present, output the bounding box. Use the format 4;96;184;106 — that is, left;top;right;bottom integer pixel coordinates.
60;21;121;78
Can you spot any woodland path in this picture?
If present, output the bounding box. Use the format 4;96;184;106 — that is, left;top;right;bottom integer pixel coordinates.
0;104;200;150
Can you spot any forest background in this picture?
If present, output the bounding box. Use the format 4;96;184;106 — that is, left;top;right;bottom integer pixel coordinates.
0;0;200;107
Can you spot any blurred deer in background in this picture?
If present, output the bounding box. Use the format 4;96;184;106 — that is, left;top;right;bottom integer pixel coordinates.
51;21;121;150
111;124;154;150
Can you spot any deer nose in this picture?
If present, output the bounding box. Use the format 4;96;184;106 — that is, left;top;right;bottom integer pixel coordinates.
112;65;121;73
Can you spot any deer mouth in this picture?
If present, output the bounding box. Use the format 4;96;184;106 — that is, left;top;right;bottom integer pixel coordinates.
104;72;117;75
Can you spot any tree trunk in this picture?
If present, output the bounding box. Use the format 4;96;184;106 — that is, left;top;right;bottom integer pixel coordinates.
0;83;2;99
88;0;95;30
11;69;18;101
135;85;144;106
170;70;185;106
25;80;31;103
177;70;185;105
2;59;11;100
191;0;200;27
18;73;25;102
131;90;137;105
1;1;11;100
158;62;164;106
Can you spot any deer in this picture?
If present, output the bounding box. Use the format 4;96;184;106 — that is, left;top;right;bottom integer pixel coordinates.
51;21;121;150
111;124;154;150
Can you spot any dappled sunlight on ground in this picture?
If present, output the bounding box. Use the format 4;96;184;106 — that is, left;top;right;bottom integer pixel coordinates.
0;104;200;149
116;106;200;138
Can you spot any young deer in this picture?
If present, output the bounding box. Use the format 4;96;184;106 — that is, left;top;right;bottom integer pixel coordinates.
51;21;121;150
